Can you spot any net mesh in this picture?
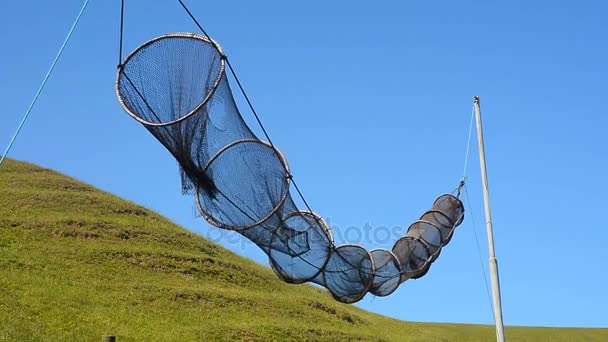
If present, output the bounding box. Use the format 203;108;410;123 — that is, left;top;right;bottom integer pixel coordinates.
116;33;465;304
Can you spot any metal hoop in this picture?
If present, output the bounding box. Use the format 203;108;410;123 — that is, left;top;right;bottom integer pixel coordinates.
194;139;291;231
268;210;333;284
116;32;225;127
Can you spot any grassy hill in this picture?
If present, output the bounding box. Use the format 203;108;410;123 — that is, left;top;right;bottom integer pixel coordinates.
0;159;606;341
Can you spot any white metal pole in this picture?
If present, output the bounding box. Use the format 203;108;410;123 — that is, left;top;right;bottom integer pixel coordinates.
473;96;506;342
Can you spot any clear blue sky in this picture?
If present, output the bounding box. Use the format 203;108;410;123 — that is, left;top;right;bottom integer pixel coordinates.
1;0;606;328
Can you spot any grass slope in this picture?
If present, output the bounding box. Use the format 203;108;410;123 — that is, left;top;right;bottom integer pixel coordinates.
0;159;605;341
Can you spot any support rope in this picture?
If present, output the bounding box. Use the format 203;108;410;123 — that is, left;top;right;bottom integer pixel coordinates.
176;0;213;39
0;0;91;168
118;0;125;66
456;106;474;197
462;106;475;179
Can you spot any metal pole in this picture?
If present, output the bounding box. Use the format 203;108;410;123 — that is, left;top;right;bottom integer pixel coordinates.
473;96;505;342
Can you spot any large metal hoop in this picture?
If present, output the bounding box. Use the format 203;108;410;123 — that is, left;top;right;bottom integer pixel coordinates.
322;243;375;304
116;32;225;127
194;139;291;231
368;248;402;297
268;210;333;284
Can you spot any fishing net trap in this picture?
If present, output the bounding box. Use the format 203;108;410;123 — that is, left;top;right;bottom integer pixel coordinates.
116;32;465;304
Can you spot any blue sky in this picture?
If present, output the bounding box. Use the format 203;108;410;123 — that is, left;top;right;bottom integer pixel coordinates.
1;0;606;328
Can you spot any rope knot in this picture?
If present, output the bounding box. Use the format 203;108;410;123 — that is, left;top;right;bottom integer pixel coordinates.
457;177;466;198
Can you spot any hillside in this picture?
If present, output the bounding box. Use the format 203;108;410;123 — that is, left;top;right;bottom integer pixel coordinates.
0;159;606;341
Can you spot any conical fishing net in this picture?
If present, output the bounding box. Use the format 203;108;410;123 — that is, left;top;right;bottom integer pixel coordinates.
116;33;464;303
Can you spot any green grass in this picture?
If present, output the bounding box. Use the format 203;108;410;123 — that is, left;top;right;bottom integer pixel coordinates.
0;158;605;341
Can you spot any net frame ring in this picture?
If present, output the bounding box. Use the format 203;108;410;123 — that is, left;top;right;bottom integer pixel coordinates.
432;193;465;227
322;244;375;304
194;139;291;231
368;248;402;297
268;210;334;284
419;209;456;244
115;32;226;127
392;236;431;283
405;219;444;263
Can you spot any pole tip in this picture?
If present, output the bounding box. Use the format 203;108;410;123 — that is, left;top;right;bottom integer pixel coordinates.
473;96;480;103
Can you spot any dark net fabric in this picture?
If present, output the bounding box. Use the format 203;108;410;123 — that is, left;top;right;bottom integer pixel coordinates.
420;210;454;243
116;33;465;304
393;236;431;281
322;245;374;303
269;211;333;284
406;221;443;262
196;139;290;230
369;249;401;296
